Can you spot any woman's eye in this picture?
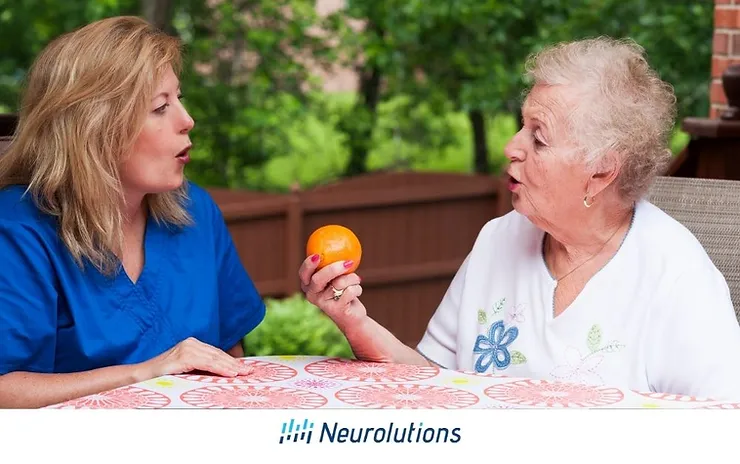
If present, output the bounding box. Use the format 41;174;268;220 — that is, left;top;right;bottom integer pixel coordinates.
153;103;169;114
532;131;546;148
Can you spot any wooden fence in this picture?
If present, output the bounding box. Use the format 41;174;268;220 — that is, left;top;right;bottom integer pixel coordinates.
210;171;511;347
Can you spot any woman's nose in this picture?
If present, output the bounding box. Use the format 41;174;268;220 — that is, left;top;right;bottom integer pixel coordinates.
180;110;194;133
504;131;526;162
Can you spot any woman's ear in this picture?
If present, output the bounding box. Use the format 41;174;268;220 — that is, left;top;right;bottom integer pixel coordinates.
586;150;622;197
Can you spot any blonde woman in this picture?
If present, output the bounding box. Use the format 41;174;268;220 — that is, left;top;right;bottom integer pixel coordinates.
0;16;263;408
300;37;740;401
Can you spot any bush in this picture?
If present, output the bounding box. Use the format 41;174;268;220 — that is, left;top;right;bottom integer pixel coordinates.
242;294;354;358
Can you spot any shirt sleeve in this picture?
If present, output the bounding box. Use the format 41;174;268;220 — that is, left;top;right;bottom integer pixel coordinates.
415;252;471;370
647;262;740;402
0;221;58;375
207;195;266;353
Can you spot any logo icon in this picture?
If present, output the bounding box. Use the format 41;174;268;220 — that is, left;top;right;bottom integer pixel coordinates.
279;418;314;444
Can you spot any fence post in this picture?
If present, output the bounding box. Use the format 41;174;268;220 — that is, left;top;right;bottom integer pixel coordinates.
285;191;303;296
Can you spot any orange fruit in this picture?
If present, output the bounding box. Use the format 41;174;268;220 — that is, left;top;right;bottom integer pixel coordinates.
306;224;362;274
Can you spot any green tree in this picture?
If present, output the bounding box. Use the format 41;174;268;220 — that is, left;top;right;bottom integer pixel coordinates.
544;0;713;119
336;0;712;174
169;0;344;188
0;0;139;111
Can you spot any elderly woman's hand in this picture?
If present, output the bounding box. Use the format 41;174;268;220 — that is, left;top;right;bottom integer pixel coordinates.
297;255;433;367
298;255;366;329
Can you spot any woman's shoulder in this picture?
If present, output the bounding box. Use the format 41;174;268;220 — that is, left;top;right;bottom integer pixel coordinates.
0;184;55;229
632;200;715;266
181;180;223;221
629;199;731;291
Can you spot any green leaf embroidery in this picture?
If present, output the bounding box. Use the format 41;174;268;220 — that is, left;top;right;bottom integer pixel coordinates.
511;351;527;365
493;297;506;314
477;309;487;325
587;324;602;353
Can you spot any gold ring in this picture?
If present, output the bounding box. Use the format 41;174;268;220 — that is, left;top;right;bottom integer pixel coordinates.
331;285;344;301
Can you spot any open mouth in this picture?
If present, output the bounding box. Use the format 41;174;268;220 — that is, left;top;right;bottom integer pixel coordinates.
507;173;521;191
176;145;191;158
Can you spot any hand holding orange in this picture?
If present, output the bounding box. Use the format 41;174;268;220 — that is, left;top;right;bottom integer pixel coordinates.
306;224;362;274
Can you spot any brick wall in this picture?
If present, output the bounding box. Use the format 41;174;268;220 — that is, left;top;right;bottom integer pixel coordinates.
711;0;740;118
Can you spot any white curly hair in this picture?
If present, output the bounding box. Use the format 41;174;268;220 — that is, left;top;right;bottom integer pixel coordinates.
524;37;678;202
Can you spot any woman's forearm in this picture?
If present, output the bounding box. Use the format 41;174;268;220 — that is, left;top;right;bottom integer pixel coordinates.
341;315;435;367
0;362;153;409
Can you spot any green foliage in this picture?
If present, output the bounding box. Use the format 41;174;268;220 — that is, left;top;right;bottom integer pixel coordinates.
217;90;689;192
543;0;714;119
242;294;354;358
0;0;709;187
0;0;138;110
239;91;518;192
171;0;344;189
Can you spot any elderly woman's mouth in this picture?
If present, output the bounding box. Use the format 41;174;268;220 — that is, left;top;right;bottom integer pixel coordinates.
507;175;521;191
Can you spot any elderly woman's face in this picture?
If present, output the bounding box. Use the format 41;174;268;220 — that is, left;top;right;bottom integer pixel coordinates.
503;84;591;226
120;66;195;199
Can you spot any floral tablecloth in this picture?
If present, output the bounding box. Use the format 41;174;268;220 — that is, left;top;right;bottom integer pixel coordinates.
45;356;740;409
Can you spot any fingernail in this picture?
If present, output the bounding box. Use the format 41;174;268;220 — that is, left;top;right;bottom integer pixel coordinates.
358;276;362;282
311;254;320;263
343;260;354;269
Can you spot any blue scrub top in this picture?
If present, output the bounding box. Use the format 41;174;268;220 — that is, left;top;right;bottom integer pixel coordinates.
0;182;266;375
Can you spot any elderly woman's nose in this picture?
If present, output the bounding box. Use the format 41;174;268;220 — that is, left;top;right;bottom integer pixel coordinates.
504;133;526;161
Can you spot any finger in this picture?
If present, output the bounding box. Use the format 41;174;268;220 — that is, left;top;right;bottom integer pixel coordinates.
331;287;366;322
299;254;321;287
307;260;354;294
237;364;255;376
330;273;361;291
189;356;240;377
325;283;362;307
234;360;255;376
197;342;247;374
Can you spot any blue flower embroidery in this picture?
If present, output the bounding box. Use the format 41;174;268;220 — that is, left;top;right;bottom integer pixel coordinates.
473;320;519;373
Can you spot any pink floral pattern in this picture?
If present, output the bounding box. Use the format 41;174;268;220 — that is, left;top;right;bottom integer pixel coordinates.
335;384;479;409
292;379;341;389
45;356;739;410
699;403;740;409
175;359;297;384
47;386;171;409
305;358;439;382
180;385;327;409
484;379;624;407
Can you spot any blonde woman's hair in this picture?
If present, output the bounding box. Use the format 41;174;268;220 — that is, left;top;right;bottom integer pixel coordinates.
524;37;678;202
0;15;192;275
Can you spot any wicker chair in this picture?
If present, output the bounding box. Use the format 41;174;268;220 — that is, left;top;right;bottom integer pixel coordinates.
647;176;740;320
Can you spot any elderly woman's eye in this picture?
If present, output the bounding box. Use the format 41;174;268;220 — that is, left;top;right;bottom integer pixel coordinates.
532;133;545;147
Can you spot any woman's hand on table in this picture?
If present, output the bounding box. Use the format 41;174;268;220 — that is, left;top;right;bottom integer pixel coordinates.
139;337;254;379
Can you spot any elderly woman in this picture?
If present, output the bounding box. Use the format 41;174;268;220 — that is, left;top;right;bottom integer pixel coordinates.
300;37;740;401
0;16;264;408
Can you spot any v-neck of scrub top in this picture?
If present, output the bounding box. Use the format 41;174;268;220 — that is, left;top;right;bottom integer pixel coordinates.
104;214;168;333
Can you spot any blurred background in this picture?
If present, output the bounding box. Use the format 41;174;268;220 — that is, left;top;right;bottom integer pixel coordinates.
0;0;725;357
